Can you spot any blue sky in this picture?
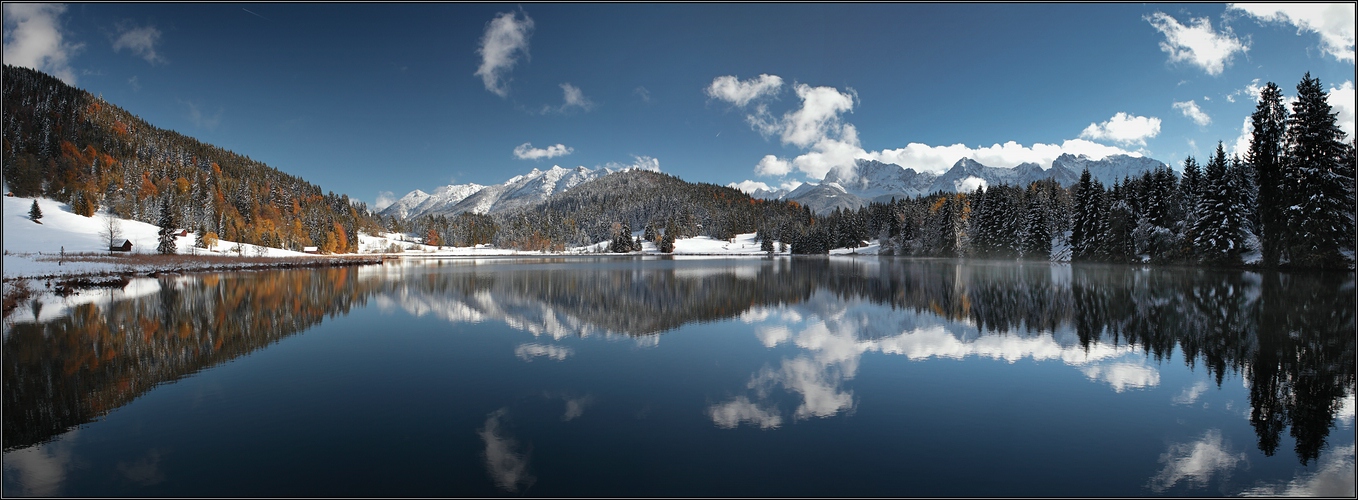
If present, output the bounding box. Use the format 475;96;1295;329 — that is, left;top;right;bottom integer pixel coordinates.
3;3;1353;208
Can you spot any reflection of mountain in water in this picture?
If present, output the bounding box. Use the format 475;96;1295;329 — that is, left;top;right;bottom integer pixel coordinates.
2;268;380;451
369;259;814;337
2;257;1352;467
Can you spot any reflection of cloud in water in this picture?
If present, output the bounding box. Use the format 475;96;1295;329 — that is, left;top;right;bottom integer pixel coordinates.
2;429;78;496
1173;381;1211;405
478;409;534;493
116;448;166;486
713;297;1162;429
708;396;782;429
1149;429;1247;493
1080;362;1161;393
753;356;856;420
514;343;573;361
1240;444;1355;497
1338;393;1355;429
562;395;593;421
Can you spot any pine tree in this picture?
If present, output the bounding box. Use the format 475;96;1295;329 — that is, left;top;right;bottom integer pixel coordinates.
1021;190;1051;259
1070;169;1105;261
1283;73;1353;268
28;199;42;223
1192;142;1247;266
157;198;178;255
1249;82;1289;267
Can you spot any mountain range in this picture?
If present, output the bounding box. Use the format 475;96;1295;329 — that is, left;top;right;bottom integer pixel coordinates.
380;165;628;219
777;154;1168;214
383;153;1168;219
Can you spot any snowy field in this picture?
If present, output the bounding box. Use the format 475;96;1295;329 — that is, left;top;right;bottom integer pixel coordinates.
4;195;877;282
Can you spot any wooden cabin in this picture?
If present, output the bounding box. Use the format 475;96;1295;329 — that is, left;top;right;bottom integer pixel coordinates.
303;246;320;254
110;240;133;252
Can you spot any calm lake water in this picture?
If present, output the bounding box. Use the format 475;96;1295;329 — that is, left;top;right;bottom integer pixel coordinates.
3;257;1354;497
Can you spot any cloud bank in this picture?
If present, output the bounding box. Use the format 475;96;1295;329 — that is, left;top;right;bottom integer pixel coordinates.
513;142;573;160
709;74;1146;183
475;10;534;97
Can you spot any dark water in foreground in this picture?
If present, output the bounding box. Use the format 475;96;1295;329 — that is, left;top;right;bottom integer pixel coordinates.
2;257;1353;497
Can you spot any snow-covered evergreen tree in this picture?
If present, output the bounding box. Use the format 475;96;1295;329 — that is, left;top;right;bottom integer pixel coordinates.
28;199;42;223
1192;143;1248;265
1283;73;1354;268
157;198;178;255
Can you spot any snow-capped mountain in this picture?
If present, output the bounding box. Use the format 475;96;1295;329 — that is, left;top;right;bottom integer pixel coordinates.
785;154;1168;214
381;165;640;219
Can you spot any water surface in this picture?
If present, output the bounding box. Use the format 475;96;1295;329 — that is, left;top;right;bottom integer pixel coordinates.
3;257;1353;496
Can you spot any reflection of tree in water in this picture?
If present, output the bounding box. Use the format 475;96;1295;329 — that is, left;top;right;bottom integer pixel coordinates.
2;268;380;451
3;258;1351;466
809;259;1353;467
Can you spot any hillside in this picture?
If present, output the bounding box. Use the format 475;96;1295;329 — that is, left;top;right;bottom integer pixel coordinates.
2;65;381;253
490;169;811;250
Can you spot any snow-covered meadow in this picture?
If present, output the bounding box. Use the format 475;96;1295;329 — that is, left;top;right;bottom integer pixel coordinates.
4;195;875;282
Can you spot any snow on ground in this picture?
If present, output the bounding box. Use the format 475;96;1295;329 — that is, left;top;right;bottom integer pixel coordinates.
4;195;309;280
4;195;881;282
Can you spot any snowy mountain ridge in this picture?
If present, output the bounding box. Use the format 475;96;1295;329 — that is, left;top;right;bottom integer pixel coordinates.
774;154;1168;214
381;165;637;219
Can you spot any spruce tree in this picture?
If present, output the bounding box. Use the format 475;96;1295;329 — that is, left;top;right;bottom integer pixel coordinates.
157;198;178;255
1070;169;1104;261
1249;82;1289;266
1021;190;1051;260
1192;143;1247;266
28;200;42;223
1283;73;1353;268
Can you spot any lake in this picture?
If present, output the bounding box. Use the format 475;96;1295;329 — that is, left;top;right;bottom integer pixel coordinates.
2;257;1353;497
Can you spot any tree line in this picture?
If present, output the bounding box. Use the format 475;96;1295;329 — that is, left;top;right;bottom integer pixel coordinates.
790;73;1354;269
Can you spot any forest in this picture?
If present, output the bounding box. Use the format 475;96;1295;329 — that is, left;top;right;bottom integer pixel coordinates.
2;65;383;254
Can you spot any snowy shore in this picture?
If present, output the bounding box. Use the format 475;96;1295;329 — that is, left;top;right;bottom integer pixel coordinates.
4;195;874;283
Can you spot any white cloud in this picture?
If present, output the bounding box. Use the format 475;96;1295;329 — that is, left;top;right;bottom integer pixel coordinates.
375;191;395;211
2;3;82;85
1173;100;1212;126
1330;81;1355;140
603;155;661;172
753;155;792;177
1149;429;1247;492
727;179;803;196
706;74;784;107
954;176;987;193
1229;3;1355;63
1080;112;1162;146
513;343;572;361
1145;12;1249;76
475;10;534;97
1226;78;1264;103
512;142;573;160
780;84;857;148
112;24;164;65
1231;115;1253;157
543;83;594;114
479;409;535;492
633;86;650;103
